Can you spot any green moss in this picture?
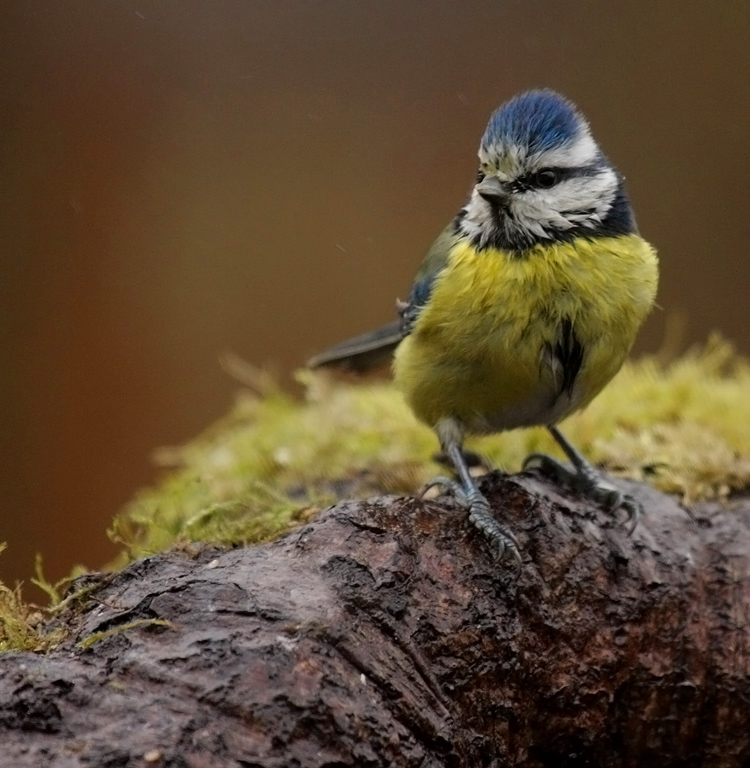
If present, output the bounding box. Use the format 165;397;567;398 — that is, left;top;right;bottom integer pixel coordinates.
108;375;433;565
0;546;66;652
109;335;750;564
77;619;176;650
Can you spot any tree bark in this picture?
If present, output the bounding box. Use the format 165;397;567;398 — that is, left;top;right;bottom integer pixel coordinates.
1;472;749;767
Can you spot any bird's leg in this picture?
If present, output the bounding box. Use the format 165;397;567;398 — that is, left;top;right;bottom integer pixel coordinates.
432;448;493;472
523;425;641;532
422;425;521;564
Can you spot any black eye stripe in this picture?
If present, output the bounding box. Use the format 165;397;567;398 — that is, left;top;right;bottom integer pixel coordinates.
475;162;607;195
514;164;602;191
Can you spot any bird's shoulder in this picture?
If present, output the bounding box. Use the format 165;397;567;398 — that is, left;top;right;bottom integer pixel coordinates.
400;220;464;335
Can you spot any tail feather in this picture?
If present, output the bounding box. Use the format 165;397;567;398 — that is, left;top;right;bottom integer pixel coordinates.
307;320;402;373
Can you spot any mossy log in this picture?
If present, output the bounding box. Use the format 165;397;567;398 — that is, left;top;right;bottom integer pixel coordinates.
1;472;749;767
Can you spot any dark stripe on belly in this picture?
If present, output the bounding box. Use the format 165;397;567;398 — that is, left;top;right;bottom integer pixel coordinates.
554;318;584;395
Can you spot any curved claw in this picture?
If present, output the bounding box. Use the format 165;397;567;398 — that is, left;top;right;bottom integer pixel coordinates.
524;452;643;534
421;477;522;567
522;453;578;486
616;495;643;535
420;476;469;508
588;483;642;535
464;489;522;566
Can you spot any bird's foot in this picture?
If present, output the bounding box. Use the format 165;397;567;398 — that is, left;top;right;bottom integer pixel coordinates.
420;477;522;565
523;453;641;533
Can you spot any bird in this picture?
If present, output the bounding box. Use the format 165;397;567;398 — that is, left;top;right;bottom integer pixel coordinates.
308;89;658;564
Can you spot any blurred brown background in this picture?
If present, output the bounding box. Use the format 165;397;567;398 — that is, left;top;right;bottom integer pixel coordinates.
1;1;749;589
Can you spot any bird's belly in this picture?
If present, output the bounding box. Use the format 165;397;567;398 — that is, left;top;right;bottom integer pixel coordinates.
481;381;584;433
394;330;589;433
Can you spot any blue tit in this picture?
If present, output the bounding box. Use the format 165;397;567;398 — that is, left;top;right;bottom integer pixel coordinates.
309;90;658;564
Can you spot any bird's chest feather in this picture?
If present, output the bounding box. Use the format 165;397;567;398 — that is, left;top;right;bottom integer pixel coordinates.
417;235;655;359
394;234;658;429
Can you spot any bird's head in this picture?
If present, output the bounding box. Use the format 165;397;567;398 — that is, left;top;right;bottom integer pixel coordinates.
458;89;635;253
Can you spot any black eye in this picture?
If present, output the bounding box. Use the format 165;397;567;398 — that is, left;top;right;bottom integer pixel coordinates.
534;169;558;188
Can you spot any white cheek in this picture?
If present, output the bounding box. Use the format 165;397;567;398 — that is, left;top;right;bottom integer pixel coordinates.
513;170;618;227
511;197;567;236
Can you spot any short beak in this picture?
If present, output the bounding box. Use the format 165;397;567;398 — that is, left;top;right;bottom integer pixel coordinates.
476;176;509;206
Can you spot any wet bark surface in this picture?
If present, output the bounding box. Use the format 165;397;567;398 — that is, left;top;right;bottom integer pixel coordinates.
1;471;749;767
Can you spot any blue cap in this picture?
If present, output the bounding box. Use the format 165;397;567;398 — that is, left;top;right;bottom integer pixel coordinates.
481;90;587;154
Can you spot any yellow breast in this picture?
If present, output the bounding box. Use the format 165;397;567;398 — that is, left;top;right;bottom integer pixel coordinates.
393;234;658;432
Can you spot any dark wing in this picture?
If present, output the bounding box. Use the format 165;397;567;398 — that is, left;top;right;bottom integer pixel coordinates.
307;321;402;372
